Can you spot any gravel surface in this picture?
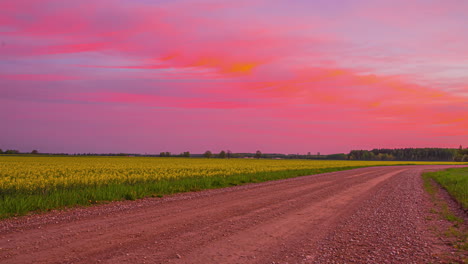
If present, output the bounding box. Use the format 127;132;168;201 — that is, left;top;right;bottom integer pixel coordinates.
313;167;453;263
0;165;466;263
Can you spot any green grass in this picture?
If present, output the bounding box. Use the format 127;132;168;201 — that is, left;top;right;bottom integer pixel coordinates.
424;167;468;210
0;166;365;218
423;167;468;260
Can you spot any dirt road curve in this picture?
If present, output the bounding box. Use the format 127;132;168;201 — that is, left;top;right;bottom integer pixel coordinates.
1;165;466;263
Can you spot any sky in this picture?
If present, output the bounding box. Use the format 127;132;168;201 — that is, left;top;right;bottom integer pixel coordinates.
1;0;467;154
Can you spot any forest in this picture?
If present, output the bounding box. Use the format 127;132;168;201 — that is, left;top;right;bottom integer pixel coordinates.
348;147;468;161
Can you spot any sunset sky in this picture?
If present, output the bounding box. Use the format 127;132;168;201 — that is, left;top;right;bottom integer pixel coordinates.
1;0;467;154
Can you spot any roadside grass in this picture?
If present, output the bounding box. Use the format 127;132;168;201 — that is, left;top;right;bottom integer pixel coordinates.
0;166;366;218
424;168;468;210
423;168;468;259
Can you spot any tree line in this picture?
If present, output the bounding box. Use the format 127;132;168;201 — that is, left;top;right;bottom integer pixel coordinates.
0;149;38;154
159;150;263;159
2;147;467;161
348;147;466;161
454;146;468;162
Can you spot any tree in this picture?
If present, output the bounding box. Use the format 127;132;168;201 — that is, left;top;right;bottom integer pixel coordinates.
348;148;457;161
183;151;190;157
227;150;232;159
255;150;262;159
327;153;347;160
462;154;468;162
31;150;39;154
160;152;166;157
5;149;19;154
0;149;3;154
218;150;226;159
165;152;171;157
203;151;213;158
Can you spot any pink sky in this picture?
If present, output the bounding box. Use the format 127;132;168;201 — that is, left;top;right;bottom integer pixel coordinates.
1;0;467;154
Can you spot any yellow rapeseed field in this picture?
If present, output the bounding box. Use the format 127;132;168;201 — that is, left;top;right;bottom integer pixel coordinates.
1;155;467;218
0;156;462;194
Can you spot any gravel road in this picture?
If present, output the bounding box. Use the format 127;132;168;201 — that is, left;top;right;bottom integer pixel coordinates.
0;165;466;263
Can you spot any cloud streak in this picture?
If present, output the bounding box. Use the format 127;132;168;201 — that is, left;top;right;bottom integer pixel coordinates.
1;0;467;153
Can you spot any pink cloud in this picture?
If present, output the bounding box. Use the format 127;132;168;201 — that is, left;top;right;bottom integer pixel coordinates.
1;0;467;153
0;74;77;81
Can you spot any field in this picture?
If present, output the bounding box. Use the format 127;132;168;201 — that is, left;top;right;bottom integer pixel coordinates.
424;167;468;209
0;156;466;218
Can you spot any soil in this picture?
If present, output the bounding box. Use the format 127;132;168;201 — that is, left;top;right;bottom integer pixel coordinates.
0;165;467;263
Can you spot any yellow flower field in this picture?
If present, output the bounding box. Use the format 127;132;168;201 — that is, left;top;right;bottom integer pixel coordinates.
0;155;466;218
0;156;464;193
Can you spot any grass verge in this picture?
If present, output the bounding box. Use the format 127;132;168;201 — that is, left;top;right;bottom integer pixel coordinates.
424;168;468;210
423;168;468;259
0;166;365;219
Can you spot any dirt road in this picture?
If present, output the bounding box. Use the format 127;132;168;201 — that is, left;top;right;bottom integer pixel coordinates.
0;165;466;263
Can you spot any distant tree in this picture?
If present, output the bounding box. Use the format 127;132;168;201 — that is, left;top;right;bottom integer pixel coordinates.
203;151;213;158
160;152;166;157
31;150;39;154
327;153;347;160
183;151;190;157
165;152;171;157
219;150;226;159
377;153;386;160
227;150;232;159
5;149;19;154
255;150;262;159
0;149;3;154
462;154;468;162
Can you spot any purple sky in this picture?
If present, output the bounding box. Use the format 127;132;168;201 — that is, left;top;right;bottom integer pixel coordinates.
1;0;467;154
